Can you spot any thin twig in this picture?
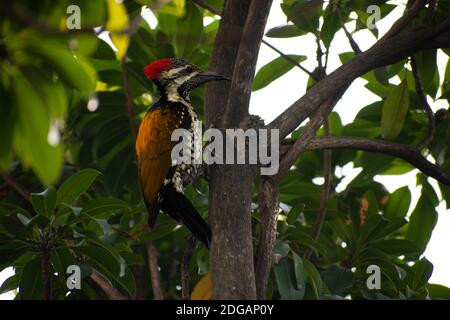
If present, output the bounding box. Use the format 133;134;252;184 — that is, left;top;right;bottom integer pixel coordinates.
262;39;318;81
192;0;222;16
427;0;437;23
0;173;31;203
303;119;332;260
122;60;138;141
410;55;435;150
274;95;341;183
41;247;51;300
146;240;164;299
181;237;196;300
316;31;324;69
281;136;450;186
90;270;129;300
337;9;362;54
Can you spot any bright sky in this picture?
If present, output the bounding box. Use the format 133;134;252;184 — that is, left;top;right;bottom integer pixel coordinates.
1;0;449;300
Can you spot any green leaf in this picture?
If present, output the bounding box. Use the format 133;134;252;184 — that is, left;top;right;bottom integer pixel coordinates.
286;204;305;225
0;86;14;170
427;284;450;300
358;214;386;244
89;58;122;72
406;258;434;290
292;252;307;294
273;240;291;261
266;24;306;38
321;10;340;48
0;274;19;295
56;169;101;206
281;0;322;34
175;2;203;58
384;186;411;219
11;73;64;186
120;251;145;266
303;259;324;299
253;55;306;91
415;49;438;97
31;186;56;217
106;0;130;60
381;79;410;139
135;224;176;243
158;0;186;16
74;245;135;298
25;71;68;120
372;239;419;257
406;195;438;257
19;258;43;300
274;258;305;300
27;41;97;96
78;197;128;219
51;248;75;279
321;265;353;296
1;214;33;238
0;202;30;216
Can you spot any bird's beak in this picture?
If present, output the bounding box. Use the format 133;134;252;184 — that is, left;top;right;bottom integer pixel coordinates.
191;71;230;87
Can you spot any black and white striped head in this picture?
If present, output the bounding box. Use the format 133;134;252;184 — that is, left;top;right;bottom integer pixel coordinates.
144;58;228;100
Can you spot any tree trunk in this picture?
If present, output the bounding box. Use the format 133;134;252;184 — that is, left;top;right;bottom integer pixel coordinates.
205;0;273;299
209;164;257;299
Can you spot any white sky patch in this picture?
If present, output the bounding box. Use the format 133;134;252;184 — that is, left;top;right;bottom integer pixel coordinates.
0;268;15;300
141;6;158;29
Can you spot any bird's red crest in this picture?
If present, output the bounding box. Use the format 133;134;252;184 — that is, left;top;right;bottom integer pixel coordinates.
144;59;172;79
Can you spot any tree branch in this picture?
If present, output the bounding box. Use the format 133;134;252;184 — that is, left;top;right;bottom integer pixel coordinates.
90;270;129;300
274;96;341;182
41;247;51;300
268;16;450;140
181;237;196;300
0;173;31;203
223;0;273;127
379;0;427;42
338;8;361;54
122;61;138;141
204;0;252;127
145;237;164;300
255;178;279;300
304;121;332;260
192;0;223;16
283;136;450;186
410;55;435;149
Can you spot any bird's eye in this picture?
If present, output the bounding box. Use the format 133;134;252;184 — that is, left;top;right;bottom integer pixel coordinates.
185;66;194;73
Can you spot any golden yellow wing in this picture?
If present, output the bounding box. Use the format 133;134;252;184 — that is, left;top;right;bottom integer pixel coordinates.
135;106;180;227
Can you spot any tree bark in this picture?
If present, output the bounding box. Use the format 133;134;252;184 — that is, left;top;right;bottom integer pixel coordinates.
204;0;252;127
209;164;257;299
255;178;279;299
205;0;273;299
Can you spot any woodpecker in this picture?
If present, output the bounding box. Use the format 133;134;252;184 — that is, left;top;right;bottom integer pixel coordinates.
136;58;227;248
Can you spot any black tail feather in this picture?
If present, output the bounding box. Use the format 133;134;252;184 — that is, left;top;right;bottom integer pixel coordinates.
159;186;211;248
